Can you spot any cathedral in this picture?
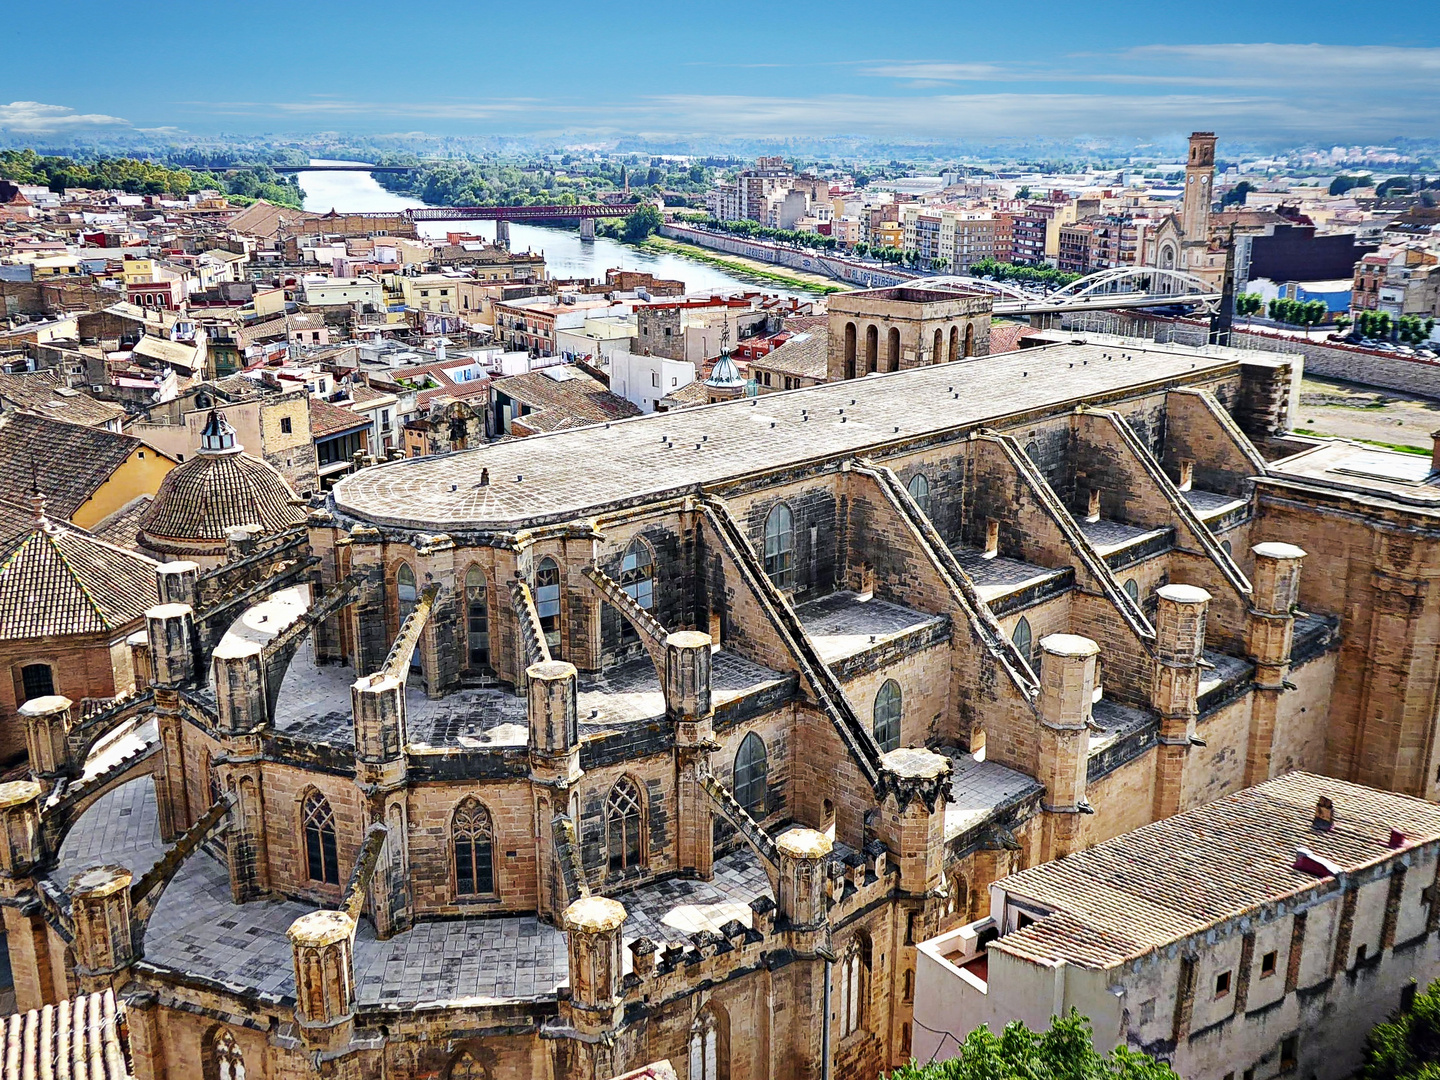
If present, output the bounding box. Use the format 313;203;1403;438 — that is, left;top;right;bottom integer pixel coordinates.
5;285;1440;1080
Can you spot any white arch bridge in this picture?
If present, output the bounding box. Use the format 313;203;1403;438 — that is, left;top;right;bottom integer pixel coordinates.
920;267;1221;316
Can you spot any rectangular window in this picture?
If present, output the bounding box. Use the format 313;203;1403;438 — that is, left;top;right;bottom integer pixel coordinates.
1260;950;1277;977
280;416;293;434
1280;1035;1298;1071
1214;970;1231;998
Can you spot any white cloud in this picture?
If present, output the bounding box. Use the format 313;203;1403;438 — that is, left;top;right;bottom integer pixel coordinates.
0;101;130;133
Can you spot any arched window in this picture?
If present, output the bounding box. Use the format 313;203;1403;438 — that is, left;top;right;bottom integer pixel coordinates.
1123;578;1140;603
864;324;878;373
886;326;901;372
843;322;857;380
873;679;902;753
620;538;655;611
964;322;975;357
465;566;489;668
763;503;795;589
453;799;495;897
1012;617;1033;665
606;777;645;873
689;1006;730;1080
19;663;54;703
835;936;870;1038
945;872;968;920
302;791;339;885
535;557;562;655
948;325;959;363
1221;538;1233;556
1024;440;1040;461
734;732;768;818
449;1051;485;1080
932;328;943;366
207;1027;246;1080
907;473;931;517
396;563;418;625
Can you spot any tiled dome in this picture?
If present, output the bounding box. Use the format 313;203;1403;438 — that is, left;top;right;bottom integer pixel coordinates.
137;412;304;559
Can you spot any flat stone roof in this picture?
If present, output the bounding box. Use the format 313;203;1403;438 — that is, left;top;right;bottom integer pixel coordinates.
794;590;945;664
331;342;1236;531
1266;440;1440;511
943;750;1043;841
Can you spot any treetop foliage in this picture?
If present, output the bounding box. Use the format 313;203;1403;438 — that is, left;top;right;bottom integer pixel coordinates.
886;1010;1178;1080
0;149;302;207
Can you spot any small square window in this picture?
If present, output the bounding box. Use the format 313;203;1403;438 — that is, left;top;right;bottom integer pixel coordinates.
281;416;293;434
1214;970;1232;998
1261;951;1277;977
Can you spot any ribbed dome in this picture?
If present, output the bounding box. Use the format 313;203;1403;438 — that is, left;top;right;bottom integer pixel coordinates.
138;438;304;558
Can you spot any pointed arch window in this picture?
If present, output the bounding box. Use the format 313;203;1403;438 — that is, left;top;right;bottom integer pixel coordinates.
535;557;562;655
620;538;655;611
302;791;339;885
734;732;768;818
449;1051;486;1080
606;777;645;873
1012;617;1033;666
906;473;931;517
689;1007;730;1080
763;503;795;589
835;936;870;1038
873;679;902;753
208;1028;246;1080
1123;578;1140;603
452;798;495;897
396;563;418;624
465;566;489;668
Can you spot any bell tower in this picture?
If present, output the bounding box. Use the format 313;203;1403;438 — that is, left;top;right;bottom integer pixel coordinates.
1180;132;1216;266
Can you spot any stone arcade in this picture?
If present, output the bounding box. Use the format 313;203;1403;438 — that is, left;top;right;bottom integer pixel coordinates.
10;297;1440;1079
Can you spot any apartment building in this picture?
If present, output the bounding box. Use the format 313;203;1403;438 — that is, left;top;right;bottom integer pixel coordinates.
916;772;1440;1080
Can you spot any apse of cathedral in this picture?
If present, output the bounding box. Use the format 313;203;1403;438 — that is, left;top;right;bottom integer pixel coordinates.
15;309;1440;1080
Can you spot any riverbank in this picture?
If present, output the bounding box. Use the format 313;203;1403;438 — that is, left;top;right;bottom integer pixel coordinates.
638;235;843;295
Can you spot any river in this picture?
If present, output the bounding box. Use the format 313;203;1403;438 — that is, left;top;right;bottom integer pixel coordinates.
298;160;806;296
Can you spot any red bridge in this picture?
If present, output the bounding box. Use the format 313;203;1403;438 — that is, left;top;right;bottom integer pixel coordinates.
408;203;640;222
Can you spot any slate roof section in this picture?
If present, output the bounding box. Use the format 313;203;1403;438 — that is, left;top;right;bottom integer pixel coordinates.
0;413;158;539
0;370;126;428
0;990;131;1080
992;771;1440;969
0;514;158;640
138;446;304;556
334;341;1236;531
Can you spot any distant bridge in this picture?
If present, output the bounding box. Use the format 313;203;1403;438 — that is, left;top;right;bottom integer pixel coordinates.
408;204;640;222
177;163;424;173
921;267;1222;316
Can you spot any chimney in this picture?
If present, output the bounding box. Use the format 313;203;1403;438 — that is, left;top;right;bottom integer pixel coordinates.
1177;460;1194;492
1311;795;1334;832
984;518;1000;559
1085;488;1101;522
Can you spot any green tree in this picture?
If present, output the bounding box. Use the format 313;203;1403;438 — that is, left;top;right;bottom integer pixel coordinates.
1329;174;1373;196
1361;978;1439;1078
885;1009;1178;1080
1235;292;1264;322
621;203;664;243
1221;180;1255;208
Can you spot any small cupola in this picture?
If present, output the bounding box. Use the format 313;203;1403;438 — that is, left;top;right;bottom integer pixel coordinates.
199;409;239;455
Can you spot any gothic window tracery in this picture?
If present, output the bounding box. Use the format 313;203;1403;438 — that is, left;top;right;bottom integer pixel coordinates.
606;777;645;873
453;798;495;897
906;473;931;517
535;557;562;655
302;791;339;885
763;504;795;589
733;733;768;818
688;1006;730;1080
208;1028;246;1080
465;566;489;668
835;935;870;1038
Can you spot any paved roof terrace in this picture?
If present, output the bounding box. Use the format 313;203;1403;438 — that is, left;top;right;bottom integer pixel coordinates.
332;342;1237;531
794;590;946;664
271;636;788;751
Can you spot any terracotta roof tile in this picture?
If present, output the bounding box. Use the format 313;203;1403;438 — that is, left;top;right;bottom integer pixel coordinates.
0;516;158;640
993;772;1440;968
138;447;304;556
0;990;131;1080
0;371;126;428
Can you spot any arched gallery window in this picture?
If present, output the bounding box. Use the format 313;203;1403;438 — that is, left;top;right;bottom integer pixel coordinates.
465;566;489;668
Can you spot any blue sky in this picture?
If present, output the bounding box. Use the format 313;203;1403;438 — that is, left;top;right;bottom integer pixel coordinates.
2;0;1438;146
